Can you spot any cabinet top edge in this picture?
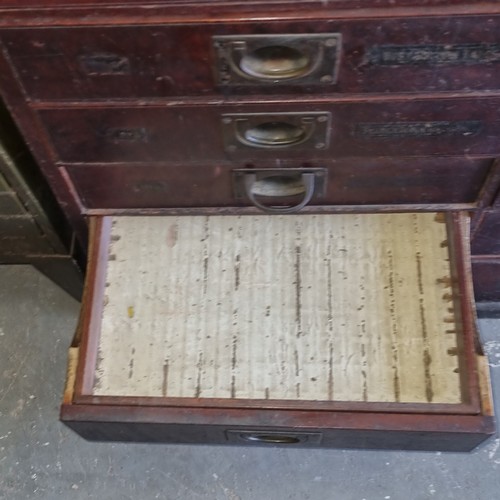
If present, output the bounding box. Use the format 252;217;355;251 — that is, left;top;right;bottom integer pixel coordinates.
1;1;500;19
0;0;498;5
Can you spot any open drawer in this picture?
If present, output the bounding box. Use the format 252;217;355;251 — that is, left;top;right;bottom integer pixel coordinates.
61;212;494;450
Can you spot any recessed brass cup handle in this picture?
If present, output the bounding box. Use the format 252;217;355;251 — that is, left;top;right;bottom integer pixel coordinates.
244;172;316;214
238;44;317;80
236;120;314;149
213;34;341;86
240;433;301;444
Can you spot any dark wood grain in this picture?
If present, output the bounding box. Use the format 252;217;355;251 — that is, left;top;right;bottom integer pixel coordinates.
1;1;500;29
446;213;481;407
3;15;500;99
60;403;494;451
0;47;88;247
73;217;112;397
36;99;500;163
58;212;493;450
64;158;493;210
0;0;497;448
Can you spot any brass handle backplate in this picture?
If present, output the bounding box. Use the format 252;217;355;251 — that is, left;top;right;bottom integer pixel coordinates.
226;430;323;445
222;112;331;153
233;168;327;214
213;33;341;86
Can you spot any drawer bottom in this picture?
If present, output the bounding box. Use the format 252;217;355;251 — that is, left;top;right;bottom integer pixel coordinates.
61;212;495;450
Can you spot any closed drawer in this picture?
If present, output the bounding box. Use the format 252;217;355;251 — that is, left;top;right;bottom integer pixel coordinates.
472;210;500;256
38;98;500;164
3;15;500;99
61;212;494;450
66;157;493;211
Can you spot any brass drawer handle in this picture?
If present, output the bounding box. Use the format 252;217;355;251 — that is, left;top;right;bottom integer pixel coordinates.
223;112;330;152
213;34;341;85
240;433;301;444
244;172;315;214
242;121;307;148
227;430;323;445
240;45;311;80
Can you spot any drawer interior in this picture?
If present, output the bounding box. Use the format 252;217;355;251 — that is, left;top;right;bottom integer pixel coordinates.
78;212;480;409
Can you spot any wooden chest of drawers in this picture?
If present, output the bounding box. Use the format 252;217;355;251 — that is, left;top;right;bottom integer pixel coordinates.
0;0;499;449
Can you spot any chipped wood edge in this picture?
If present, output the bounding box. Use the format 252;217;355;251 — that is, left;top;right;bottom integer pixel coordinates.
83;203;477;218
477;355;494;417
62;217;100;408
71;217;99;348
62;347;80;405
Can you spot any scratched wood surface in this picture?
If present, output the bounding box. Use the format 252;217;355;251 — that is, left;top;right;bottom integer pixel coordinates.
93;213;462;404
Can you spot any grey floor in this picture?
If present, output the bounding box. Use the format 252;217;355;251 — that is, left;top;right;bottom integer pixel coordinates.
1;265;500;500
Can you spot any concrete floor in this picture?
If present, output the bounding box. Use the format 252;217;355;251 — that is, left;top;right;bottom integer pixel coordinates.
1;265;500;500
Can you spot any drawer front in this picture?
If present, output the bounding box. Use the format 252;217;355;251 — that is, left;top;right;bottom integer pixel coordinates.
39;98;500;164
60;213;494;450
3;16;500;99
62;411;494;452
66;158;492;210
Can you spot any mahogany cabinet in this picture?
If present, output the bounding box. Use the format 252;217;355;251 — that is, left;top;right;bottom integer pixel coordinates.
0;0;499;449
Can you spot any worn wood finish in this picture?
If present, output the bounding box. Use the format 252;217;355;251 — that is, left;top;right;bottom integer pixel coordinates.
61;214;493;451
3;15;500;99
0;101;83;298
1;2;500;28
60;404;494;451
36;98;500;163
59;212;495;449
64;158;493;211
470;161;500;302
0;48;88;247
74;217;112;398
1;1;500;263
0;0;497;446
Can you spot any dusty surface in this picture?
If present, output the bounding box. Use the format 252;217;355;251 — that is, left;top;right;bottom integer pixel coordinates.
95;214;460;404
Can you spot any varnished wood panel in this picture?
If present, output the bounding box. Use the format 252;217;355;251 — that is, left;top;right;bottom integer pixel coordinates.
60;403;495;451
3;16;500;99
65;158;492;210
37;98;500;163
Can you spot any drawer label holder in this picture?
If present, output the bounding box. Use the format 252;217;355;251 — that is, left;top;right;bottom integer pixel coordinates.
366;44;500;66
79;53;131;75
354;120;482;139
